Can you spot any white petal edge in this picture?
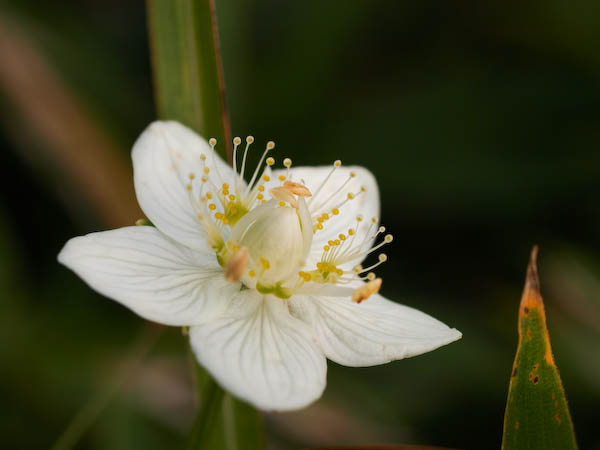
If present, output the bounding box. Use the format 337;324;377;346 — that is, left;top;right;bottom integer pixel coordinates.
289;293;461;367
132;121;239;251
271;165;379;268
190;292;327;411
58;226;238;326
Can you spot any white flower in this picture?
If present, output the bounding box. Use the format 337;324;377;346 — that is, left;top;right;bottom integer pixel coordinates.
58;121;461;411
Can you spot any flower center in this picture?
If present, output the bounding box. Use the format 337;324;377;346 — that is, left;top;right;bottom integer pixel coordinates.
182;136;392;302
225;188;312;293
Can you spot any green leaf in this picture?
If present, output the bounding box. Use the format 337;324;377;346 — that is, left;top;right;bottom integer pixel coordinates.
147;0;232;161
502;246;578;450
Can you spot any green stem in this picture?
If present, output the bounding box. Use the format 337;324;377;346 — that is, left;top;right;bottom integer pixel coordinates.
146;0;232;162
146;1;264;448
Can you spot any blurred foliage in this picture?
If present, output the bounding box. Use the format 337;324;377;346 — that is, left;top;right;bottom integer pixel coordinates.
0;1;599;449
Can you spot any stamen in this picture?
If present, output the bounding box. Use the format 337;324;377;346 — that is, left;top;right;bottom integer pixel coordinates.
283;181;312;197
352;278;382;303
239;136;254;191
270;186;298;208
225;247;249;282
283;158;292;180
232;136;242;194
309;160;342;207
244;141;275;198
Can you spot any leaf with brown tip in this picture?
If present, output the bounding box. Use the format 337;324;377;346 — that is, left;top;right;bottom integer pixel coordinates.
501;246;578;450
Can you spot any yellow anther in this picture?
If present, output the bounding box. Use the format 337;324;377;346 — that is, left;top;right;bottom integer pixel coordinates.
203;167;210;174
257;193;264;200
367;272;376;281
262;175;271;182
353;265;363;273
348;229;355;236
323;245;330;251
209;138;217;146
361;186;367;192
206;192;213;199
322;213;329;220
201;176;208;182
246;136;254;144
347;192;355;200
196;214;203;220
352;278;382;303
260;257;270;270
266;157;275;166
233;137;242;145
229;194;236;201
258;185;265;192
371;217;377;223
379;226;386;233
222;183;229;189
278;175;286;182
186;184;192;191
385;234;394;243
336;268;343;276
266;141;275;150
200;154;207;161
189;173;195;180
328;240;335;246
379;254;388;262
350;171;356;177
298;271;311;282
316;223;324;230
334;160;342;167
208;204;216;210
334;239;340;245
339;234;346;240
357;215;363;222
279;201;286;207
283;158;292;167
332;208;339;215
248;269;256;277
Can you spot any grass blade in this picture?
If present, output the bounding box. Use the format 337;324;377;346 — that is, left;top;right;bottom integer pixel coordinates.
502;246;578;450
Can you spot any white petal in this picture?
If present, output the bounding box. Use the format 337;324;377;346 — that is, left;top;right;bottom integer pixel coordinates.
190;292;327;411
132;121;238;251
58;226;237;326
289;293;461;367
271;165;379;267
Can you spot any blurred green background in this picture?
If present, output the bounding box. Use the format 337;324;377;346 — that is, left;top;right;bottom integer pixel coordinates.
1;1;599;449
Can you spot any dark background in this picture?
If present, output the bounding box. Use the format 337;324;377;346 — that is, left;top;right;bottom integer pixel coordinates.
1;1;599;449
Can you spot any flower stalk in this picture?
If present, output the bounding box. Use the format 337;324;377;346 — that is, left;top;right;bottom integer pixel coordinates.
146;0;263;447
